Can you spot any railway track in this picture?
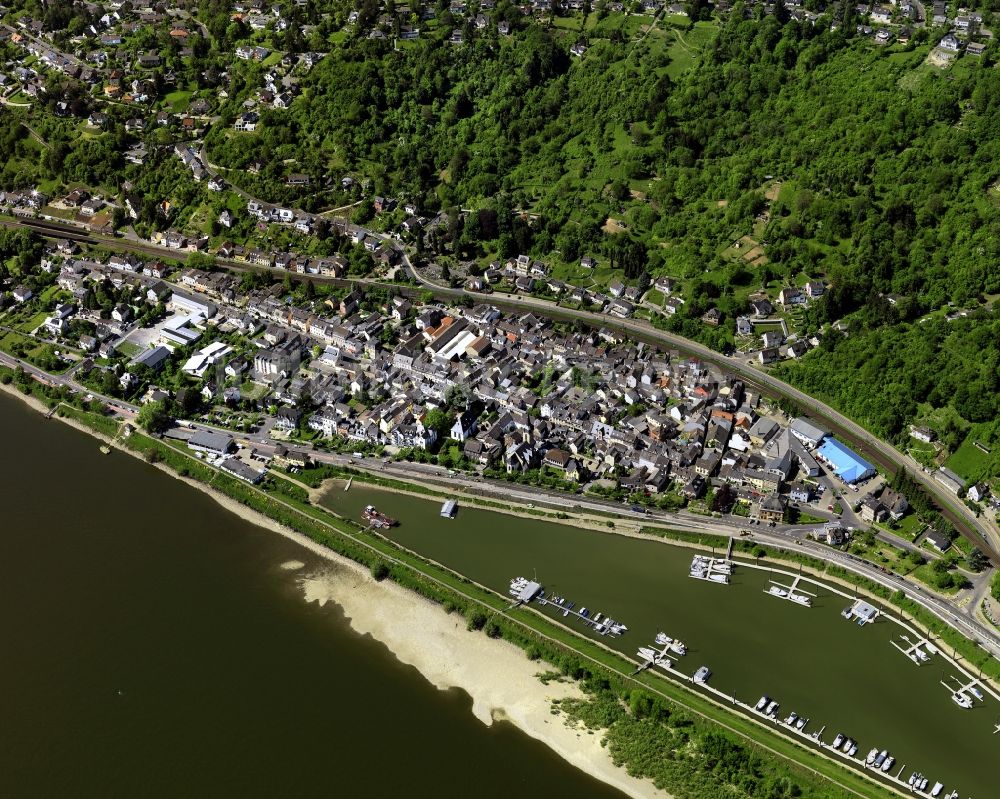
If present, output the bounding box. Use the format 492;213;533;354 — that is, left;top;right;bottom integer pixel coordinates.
4;214;996;564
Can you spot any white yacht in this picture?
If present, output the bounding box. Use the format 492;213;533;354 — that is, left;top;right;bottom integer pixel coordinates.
951;692;973;709
788;593;812;607
637;647;658;661
832;733;845;749
755;696;769;712
767;585;788;598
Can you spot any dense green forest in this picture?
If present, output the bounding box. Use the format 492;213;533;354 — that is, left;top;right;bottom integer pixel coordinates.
205;9;1000;452
3;0;999;460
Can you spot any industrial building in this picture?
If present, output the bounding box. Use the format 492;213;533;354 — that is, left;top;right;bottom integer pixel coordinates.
816;437;875;484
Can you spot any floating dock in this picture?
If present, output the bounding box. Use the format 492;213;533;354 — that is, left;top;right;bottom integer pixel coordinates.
890;634;934;665
440;499;457;518
689;554;733;584
940;675;984;709
764;575;816;607
841;599;879;625
508;576;627;636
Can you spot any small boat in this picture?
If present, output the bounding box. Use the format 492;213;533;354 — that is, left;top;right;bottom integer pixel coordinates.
951;692;973;709
655;632;670;646
873;750;886;769
755;696;769;712
767;585;788;598
579;607;588;617
788;593;811;607
865;748;879;765
880;755;894;772
693;666;711;683
918;777;928;791
795;716;807;730
784;711;798;726
637;647;658;661
668;639;687;656
846;742;858;757
907;773;917;787
764;700;779;717
913;648;929;662
968;685;984;701
711;562;733;574
708;573;729;583
832;733;845;749
929;782;943;797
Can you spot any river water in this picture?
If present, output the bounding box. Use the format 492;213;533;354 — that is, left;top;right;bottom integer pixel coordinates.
0;392;625;799
326;484;999;799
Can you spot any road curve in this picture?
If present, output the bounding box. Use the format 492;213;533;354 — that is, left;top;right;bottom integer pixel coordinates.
3;213;996;563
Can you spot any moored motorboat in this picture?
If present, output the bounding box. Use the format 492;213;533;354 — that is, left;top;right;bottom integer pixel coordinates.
832;733;845;749
951;692;973;709
755;696;769;712
693;666;711;683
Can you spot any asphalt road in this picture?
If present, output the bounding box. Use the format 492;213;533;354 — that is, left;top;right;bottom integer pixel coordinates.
3;212;997;564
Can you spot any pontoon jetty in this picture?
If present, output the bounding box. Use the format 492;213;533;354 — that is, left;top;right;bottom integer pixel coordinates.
508;576;627;637
688;554;734;584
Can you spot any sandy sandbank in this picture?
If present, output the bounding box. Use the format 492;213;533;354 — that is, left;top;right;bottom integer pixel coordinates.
299;564;663;799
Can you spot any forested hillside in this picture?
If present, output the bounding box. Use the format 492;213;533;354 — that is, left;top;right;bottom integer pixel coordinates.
215;6;1000;448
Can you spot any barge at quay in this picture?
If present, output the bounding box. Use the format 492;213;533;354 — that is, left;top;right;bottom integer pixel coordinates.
362;505;397;529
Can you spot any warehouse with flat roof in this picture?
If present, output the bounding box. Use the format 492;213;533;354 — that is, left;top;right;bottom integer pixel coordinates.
816;437;875;484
